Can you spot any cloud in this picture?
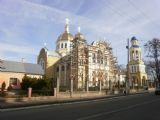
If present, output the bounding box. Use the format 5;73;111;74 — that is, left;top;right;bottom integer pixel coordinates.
0;0;160;64
0;42;37;55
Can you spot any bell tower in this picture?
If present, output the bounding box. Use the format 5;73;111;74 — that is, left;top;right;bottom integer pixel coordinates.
129;36;147;89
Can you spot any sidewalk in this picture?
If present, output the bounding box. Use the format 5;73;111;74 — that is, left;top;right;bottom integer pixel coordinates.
0;90;150;110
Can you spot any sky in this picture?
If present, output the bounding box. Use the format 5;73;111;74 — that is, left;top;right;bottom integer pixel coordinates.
0;0;160;65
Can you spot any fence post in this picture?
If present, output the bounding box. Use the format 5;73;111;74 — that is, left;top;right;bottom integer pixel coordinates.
28;87;32;98
54;88;57;98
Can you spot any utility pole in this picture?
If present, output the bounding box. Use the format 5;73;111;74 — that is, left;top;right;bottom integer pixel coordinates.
126;38;130;94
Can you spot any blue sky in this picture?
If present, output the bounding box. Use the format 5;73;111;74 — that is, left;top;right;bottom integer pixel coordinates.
0;0;160;65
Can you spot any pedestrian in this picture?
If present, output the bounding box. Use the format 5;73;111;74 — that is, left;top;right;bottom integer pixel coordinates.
123;89;126;95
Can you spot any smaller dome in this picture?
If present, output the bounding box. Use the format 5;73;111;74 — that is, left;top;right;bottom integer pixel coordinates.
75;33;85;40
57;32;73;42
131;36;137;41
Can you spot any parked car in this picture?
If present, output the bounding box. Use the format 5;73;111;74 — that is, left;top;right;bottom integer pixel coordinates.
155;86;160;95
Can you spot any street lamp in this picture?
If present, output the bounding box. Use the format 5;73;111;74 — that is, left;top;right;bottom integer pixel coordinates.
126;38;130;94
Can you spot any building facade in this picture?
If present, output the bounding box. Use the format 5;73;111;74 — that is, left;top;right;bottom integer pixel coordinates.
38;19;118;92
129;37;148;88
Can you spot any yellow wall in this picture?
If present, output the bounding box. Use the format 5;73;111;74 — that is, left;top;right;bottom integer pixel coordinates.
46;56;59;79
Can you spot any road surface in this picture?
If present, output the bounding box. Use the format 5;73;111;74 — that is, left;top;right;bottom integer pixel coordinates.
0;93;159;120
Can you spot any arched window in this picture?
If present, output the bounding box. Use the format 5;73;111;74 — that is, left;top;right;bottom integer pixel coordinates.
136;51;138;60
56;67;59;72
39;58;45;70
132;51;134;60
97;50;103;64
92;53;96;63
132;66;134;73
62;65;64;71
65;43;67;48
61;43;63;48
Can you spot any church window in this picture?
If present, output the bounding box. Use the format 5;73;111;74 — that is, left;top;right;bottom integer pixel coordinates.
137;66;139;72
132;66;134;73
134;66;136;72
39;58;45;70
62;65;64;71
97;50;102;64
92;53;96;63
101;57;103;64
105;56;108;65
136;51;138;60
61;43;63;48
56;67;59;72
67;64;70;69
65;43;67;48
132;51;134;60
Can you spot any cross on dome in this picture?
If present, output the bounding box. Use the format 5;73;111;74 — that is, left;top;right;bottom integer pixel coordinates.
65;18;70;33
78;26;81;33
65;18;69;25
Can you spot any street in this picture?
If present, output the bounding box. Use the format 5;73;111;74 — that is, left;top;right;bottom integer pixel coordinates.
0;93;160;120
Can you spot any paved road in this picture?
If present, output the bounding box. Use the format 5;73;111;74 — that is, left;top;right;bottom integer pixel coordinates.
0;93;159;120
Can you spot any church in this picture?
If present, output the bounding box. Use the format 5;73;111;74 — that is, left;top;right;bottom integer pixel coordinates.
37;19;121;92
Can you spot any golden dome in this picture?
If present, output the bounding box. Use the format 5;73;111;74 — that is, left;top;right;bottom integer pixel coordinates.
75;33;85;40
57;32;73;42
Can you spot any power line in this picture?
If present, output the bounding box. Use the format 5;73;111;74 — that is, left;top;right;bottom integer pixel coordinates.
128;0;160;37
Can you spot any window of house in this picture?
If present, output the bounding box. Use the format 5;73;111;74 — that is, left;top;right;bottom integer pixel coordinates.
10;78;18;86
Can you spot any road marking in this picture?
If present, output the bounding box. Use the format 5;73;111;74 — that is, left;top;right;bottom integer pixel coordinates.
77;98;160;120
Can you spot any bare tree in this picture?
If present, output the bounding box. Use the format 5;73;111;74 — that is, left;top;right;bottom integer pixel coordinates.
144;38;160;84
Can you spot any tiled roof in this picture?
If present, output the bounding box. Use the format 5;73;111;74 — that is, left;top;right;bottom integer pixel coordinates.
0;60;44;75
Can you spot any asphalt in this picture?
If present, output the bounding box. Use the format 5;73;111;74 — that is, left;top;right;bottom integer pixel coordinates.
0;91;149;110
0;92;159;120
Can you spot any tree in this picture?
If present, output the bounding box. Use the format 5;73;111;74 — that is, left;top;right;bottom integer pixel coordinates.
144;38;160;85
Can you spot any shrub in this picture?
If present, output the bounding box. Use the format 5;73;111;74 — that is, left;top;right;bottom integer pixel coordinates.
21;75;53;91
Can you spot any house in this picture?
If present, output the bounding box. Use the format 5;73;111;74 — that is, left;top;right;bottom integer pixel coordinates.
0;60;44;89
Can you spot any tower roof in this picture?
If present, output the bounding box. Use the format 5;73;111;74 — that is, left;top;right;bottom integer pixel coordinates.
131;36;137;41
131;36;140;48
75;26;86;41
57;18;73;42
57;32;73;42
